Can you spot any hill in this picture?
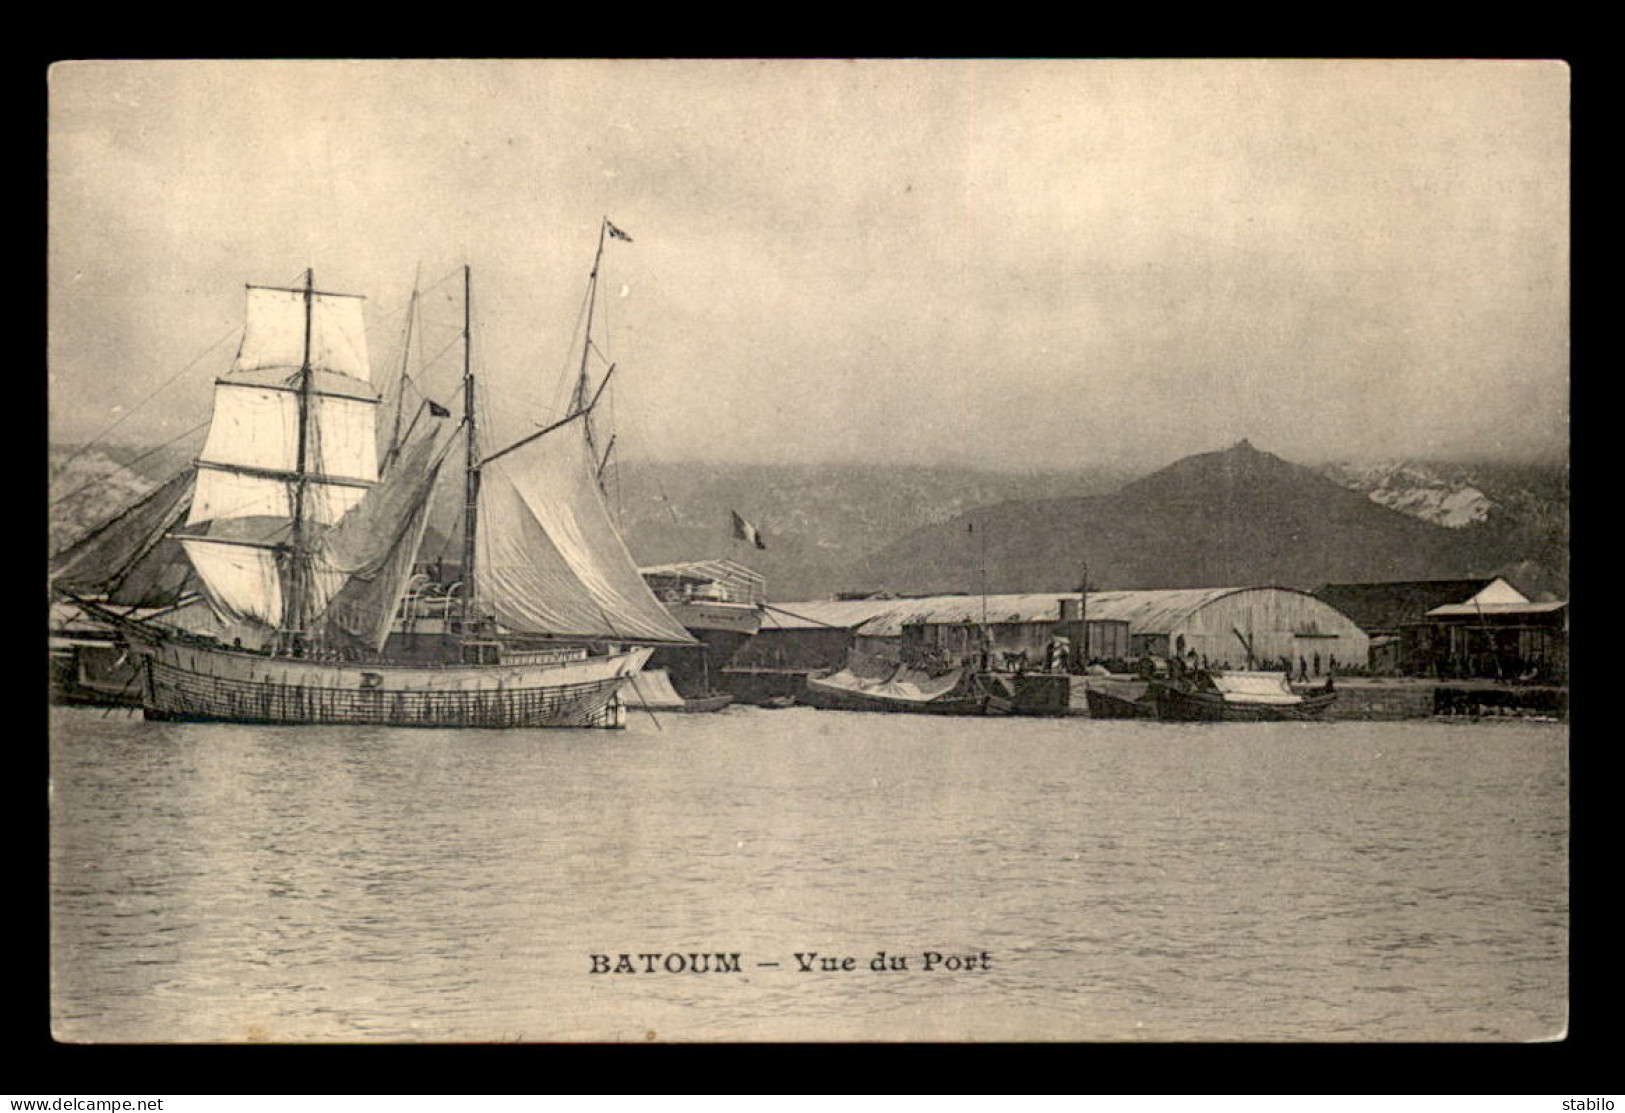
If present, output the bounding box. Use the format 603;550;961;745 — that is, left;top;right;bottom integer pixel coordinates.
846;441;1562;597
48;447;169;554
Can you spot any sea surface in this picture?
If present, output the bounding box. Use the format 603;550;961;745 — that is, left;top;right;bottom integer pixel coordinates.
49;705;1567;1043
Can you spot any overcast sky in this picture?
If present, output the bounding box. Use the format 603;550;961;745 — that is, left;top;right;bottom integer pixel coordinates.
48;59;1569;472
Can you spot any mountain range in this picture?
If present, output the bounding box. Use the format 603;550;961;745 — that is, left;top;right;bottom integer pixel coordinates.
49;439;1568;603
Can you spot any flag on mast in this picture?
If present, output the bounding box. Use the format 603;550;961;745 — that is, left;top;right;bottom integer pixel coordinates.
606;220;633;243
731;510;767;550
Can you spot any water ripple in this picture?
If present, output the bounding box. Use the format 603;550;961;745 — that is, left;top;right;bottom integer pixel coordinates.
50;709;1567;1042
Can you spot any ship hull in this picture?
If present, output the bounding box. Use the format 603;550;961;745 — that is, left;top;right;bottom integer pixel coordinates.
131;636;652;729
1084;687;1157;720
800;668;999;716
799;683;992;715
1150;683;1336;722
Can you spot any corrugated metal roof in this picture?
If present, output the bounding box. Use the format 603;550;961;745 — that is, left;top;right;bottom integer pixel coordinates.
758;599;907;631
1425;600;1568;617
762;587;1317;636
1082;588;1260;631
858;593;1079;637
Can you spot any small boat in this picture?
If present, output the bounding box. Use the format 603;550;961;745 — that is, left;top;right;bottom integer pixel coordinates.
800;664;1000;715
674;692;737;713
1150;669;1337;722
622;668;736;713
759;694;797;710
51;639;141;707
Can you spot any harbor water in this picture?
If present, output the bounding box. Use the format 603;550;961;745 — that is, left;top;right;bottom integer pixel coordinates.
49;705;1567;1042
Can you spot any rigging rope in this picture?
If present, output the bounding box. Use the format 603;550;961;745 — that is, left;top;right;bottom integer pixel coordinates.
50;420;210;509
55;266;461;488
51;326;238;483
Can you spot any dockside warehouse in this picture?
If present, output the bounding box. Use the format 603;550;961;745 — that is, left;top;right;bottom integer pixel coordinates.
740;586;1367;673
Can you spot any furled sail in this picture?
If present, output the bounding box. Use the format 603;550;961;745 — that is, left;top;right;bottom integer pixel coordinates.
307;420;449;651
50;468;198;607
478;424;696;645
181;282;381;632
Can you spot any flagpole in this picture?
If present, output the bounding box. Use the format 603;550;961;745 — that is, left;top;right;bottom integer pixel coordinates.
1077;561;1089;672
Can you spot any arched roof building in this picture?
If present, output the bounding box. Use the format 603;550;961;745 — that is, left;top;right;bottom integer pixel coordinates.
1082;586;1368;667
747;586;1368;671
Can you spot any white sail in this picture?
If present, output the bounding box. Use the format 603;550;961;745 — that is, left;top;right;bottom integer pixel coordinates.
188;468;292;525
477;425;696;645
197;385;301;473
188;461;368;529
182;281;382;629
178;538;284;628
190;386;377;530
309;393;379;482
234;286;372;381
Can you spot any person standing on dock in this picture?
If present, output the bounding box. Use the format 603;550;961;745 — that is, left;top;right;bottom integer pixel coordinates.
1313;652;1321;677
1298;656;1309;682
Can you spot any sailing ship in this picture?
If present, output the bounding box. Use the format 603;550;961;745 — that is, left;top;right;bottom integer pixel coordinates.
54;226;696;727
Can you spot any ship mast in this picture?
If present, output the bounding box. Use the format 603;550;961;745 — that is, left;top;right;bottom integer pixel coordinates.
574;219;609;467
384;270;421;472
460;264;480;635
476;221;620;471
285;267;316;651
